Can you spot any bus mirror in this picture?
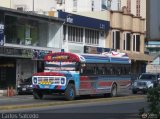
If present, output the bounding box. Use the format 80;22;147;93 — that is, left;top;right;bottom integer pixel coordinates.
75;62;80;71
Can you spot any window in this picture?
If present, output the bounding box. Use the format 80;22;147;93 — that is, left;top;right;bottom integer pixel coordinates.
107;0;111;10
73;0;77;12
101;0;107;11
91;0;94;11
5;15;39;46
63;25;66;41
133;35;135;51
136;0;140;16
81;63;131;76
68;26;83;43
123;32;131;51
85;29;99;45
136;35;140;52
112;30;120;50
57;0;63;4
132;34;140;52
117;0;121;10
127;0;131;13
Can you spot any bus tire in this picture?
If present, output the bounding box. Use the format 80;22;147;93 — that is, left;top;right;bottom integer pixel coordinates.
65;83;75;101
33;90;43;99
110;84;117;97
132;90;137;94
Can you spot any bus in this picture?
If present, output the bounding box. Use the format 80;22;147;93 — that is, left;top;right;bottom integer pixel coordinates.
32;51;131;100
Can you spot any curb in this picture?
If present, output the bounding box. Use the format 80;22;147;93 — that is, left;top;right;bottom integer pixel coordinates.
0;95;146;111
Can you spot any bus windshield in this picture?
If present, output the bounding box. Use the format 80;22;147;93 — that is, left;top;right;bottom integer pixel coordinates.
44;61;77;71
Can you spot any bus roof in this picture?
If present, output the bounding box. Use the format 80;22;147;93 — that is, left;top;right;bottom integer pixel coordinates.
44;51;130;64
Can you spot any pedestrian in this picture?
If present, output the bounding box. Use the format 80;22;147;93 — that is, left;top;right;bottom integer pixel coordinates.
19;72;24;84
16;38;20;44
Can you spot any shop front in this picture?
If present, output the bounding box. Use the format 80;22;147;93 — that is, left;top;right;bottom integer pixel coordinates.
0;46;54;95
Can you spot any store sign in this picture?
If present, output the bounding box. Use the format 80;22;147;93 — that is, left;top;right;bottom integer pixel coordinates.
58;11;110;31
68;45;84;53
84;46;112;54
0;24;4;46
32;50;52;60
0;47;32;58
66;16;73;23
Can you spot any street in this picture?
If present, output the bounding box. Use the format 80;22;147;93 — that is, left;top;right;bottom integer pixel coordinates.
0;94;147;119
0;89;134;106
0;90;148;119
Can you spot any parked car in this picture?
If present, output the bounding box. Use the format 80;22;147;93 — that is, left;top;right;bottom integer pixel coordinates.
132;73;160;94
17;77;33;95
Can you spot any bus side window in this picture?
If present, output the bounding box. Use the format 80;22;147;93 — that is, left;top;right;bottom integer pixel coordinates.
110;67;113;75
75;62;80;71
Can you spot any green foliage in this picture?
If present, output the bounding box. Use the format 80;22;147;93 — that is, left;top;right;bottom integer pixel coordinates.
139;86;160;119
147;86;160;118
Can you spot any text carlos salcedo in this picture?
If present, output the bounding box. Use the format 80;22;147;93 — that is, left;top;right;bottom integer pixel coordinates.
1;113;39;119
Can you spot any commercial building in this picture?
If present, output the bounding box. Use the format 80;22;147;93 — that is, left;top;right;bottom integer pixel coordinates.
0;0;153;95
56;11;110;53
0;7;62;94
145;0;160;72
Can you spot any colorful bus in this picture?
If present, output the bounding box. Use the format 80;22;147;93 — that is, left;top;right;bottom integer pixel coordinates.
32;51;131;100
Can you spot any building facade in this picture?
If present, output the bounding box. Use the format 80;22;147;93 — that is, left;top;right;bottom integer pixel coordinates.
0;7;62;95
145;0;160;72
56;11;110;53
108;10;152;75
0;0;56;15
0;0;153;95
146;0;160;58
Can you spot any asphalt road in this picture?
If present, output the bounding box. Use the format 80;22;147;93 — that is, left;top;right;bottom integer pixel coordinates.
0;95;148;119
0;89;133;106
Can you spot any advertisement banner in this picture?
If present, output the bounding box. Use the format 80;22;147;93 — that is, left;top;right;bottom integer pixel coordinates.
84;46;112;54
0;24;4;46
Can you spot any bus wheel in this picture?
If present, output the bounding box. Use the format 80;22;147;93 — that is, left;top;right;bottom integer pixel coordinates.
65;84;75;101
111;84;117;97
33;90;43;99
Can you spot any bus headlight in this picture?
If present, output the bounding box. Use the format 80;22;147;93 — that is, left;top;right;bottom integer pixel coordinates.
61;78;65;85
133;82;137;86
33;77;37;84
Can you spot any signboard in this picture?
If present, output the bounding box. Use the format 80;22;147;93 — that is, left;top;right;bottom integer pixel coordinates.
0;47;32;58
44;52;80;62
0;24;4;46
68;45;84;53
32;50;52;60
84;46;112;54
58;11;110;31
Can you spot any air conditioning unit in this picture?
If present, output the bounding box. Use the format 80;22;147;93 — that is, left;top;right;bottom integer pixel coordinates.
57;0;63;4
17;7;24;11
16;5;26;11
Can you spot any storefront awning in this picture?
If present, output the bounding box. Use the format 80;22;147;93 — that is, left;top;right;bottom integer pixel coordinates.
127;52;153;62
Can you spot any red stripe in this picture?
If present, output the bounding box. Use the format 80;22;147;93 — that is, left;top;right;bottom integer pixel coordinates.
56;86;62;89
80;76;90;81
98;81;112;87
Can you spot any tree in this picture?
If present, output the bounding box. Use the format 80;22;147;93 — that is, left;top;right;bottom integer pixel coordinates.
139;86;160;119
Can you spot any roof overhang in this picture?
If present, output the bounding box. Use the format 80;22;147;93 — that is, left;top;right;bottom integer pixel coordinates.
127;52;153;62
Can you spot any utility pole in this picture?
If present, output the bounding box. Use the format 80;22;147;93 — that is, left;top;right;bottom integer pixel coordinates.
33;0;34;11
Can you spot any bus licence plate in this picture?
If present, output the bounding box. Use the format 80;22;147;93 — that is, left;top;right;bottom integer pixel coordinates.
44;85;49;88
22;88;26;91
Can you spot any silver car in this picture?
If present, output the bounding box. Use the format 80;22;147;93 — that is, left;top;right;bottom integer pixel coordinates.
132;73;160;94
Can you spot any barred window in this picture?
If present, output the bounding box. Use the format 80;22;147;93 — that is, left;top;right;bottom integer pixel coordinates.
132;34;140;52
68;26;83;43
85;29;99;45
112;30;120;50
123;32;131;51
